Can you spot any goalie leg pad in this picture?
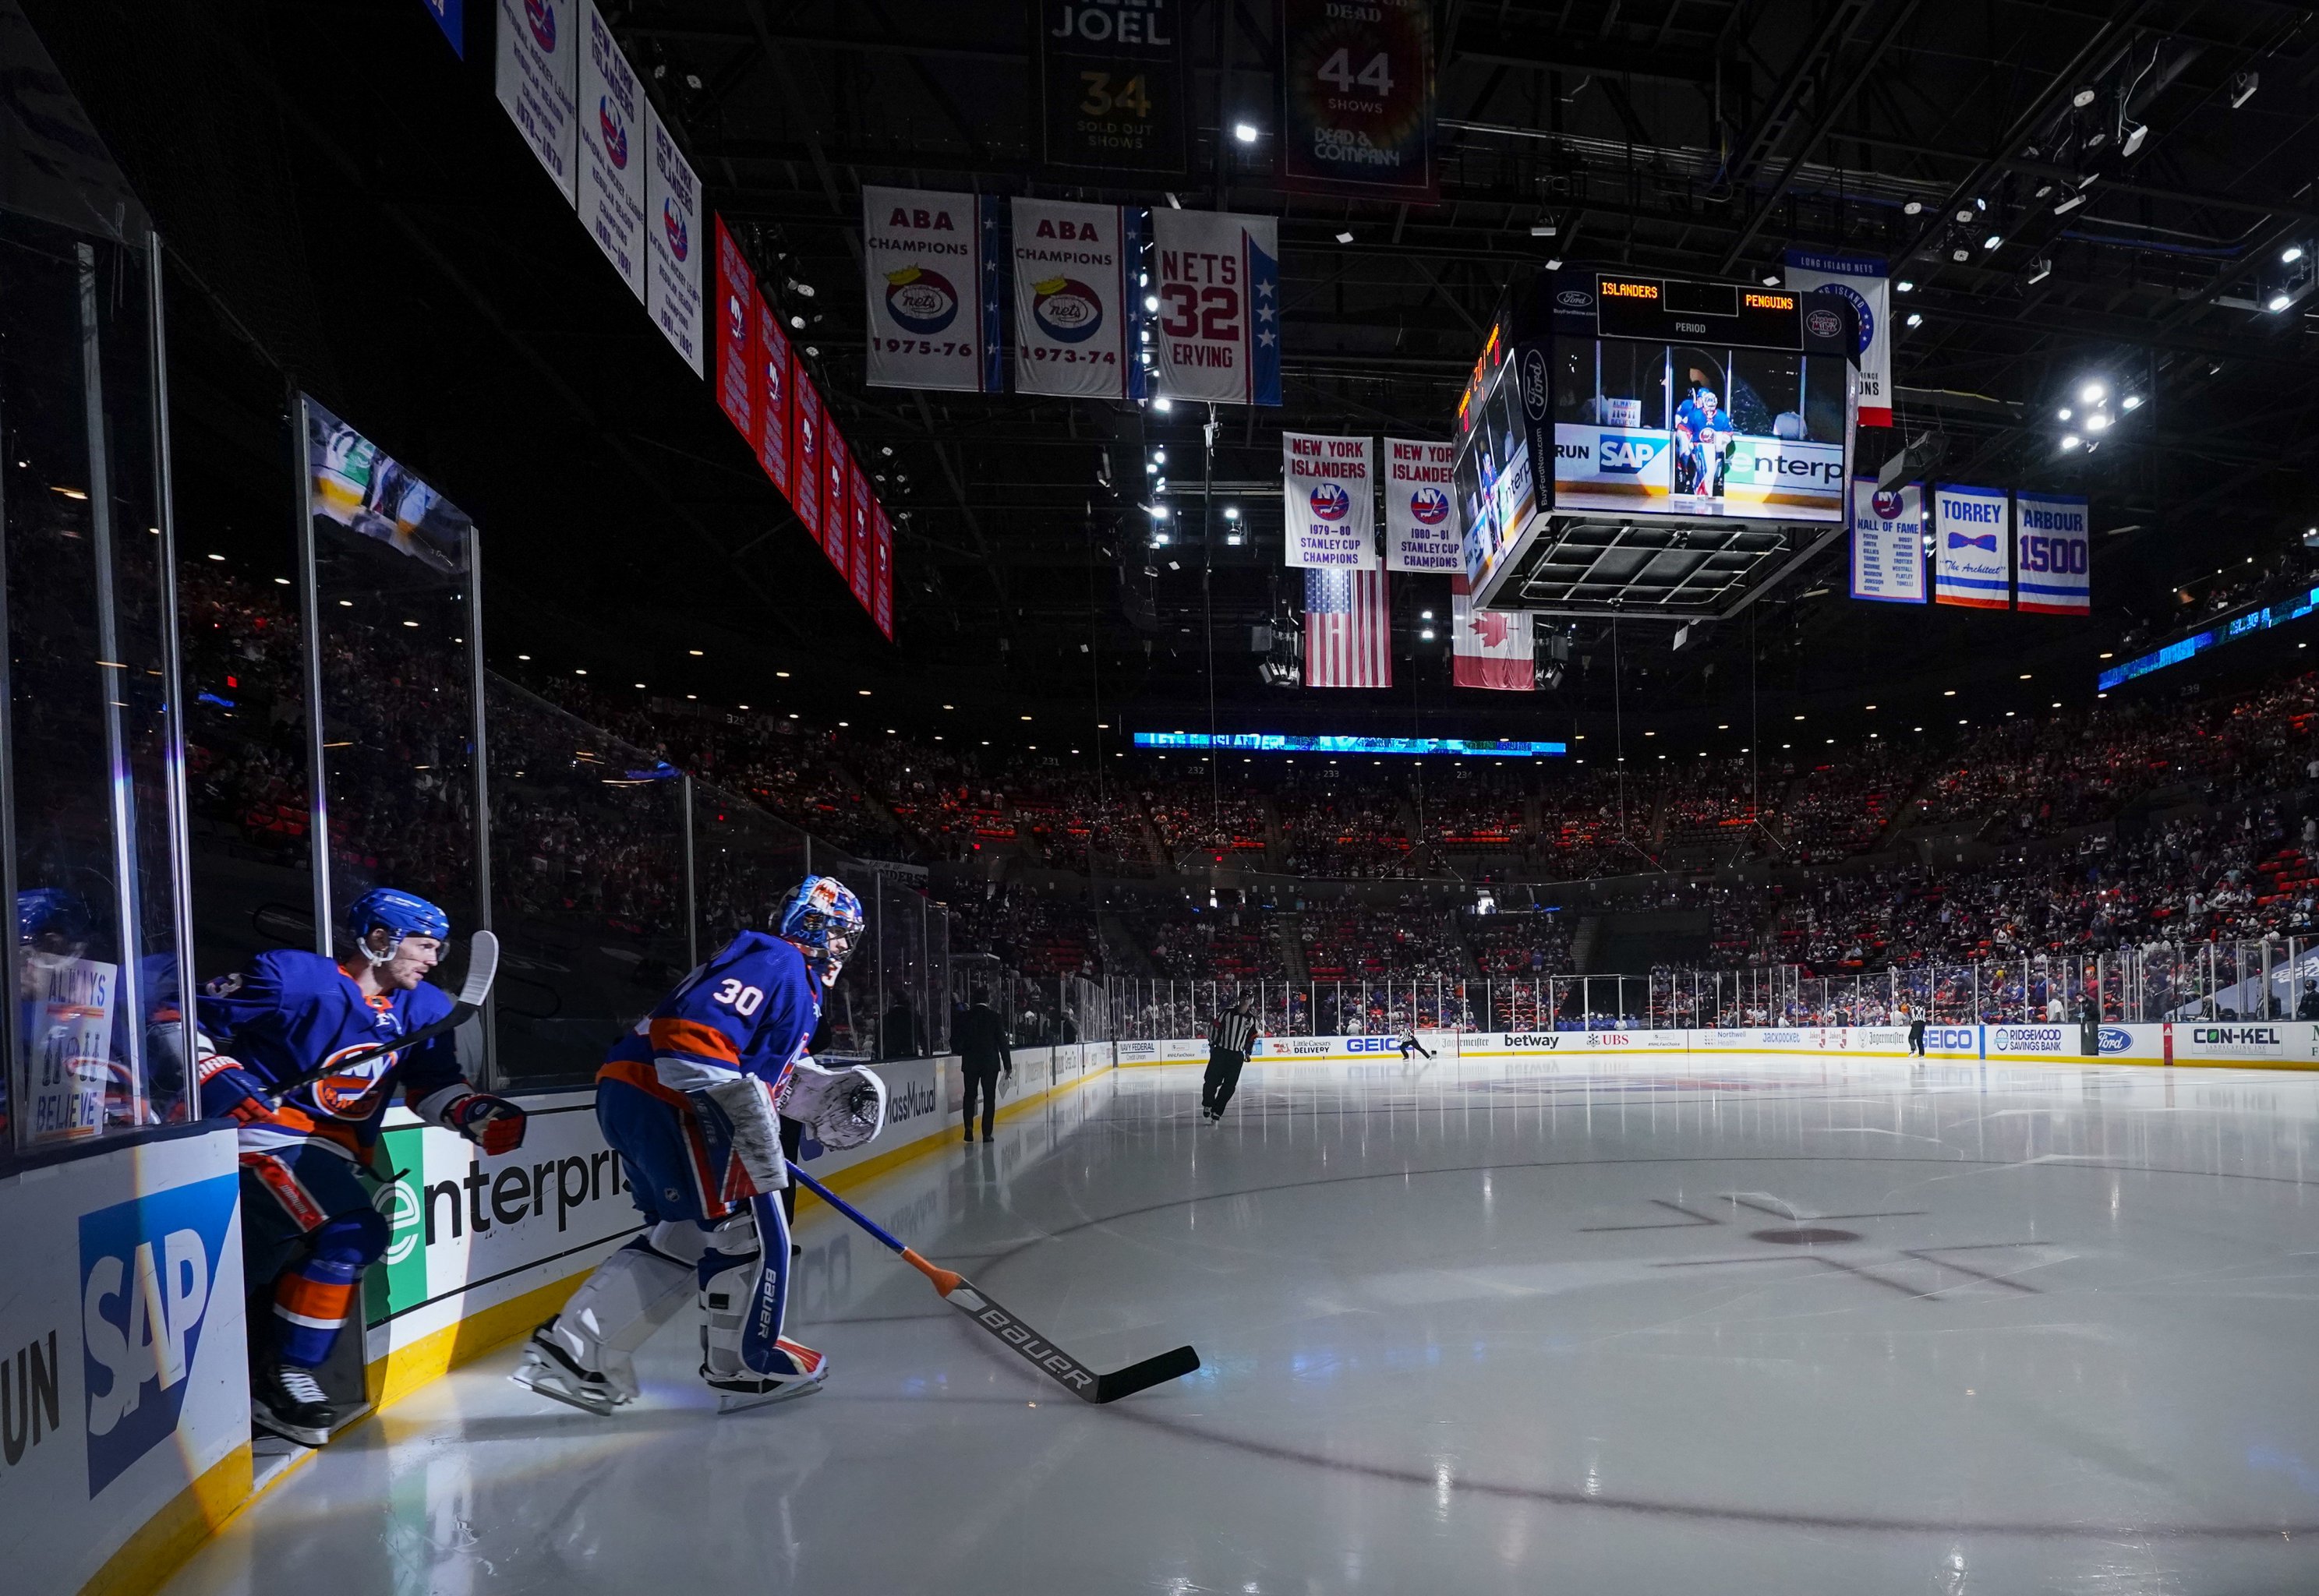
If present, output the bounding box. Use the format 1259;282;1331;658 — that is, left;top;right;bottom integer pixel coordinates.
698;1195;827;1396
514;1229;699;1412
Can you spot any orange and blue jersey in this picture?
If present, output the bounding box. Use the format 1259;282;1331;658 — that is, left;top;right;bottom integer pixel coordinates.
196;948;461;1163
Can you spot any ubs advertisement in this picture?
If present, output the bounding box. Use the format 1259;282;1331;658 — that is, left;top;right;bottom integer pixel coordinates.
1278;0;1436;199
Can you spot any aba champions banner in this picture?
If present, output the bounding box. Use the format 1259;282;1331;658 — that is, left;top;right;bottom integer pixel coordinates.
1784;251;1890;428
1278;0;1436;199
496;0;575;203
863;186;1003;393
643;103;702;374
576;2;643;298
1934;483;2010;609
1011;197;1142;400
1282;433;1376;569
2014;491;2090;615
1384;437;1458;571
1849;480;1926;604
1151;209;1281;406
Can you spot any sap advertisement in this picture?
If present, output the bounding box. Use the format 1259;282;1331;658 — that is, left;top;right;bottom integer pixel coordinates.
1553;422;1846;521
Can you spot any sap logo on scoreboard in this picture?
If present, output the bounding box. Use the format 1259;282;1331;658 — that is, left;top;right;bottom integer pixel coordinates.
1597;434;1666;474
80;1174;238;1495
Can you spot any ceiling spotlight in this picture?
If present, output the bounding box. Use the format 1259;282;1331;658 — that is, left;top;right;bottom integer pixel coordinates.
2057;407;2073;420
2121;394;2142;410
1762;274;1781;286
1903;200;1923;216
1955;208;1975;223
2027;257;2052;284
787;280;815;298
1225;532;1243;546
2053;192;2086;215
1153;397;1174;412
2080;381;2105;403
1223;505;1240;521
1334;230;1356;244
1145;503;1169;519
2285;245;2307;264
2121;123;2148;157
1950;248;1970;262
2034;184;2054;200
1144;294;1160;311
1905;312;1923;327
2268;291;2293;312
2085;412;2111;432
1982;233;2003;250
2061;434;2082;450
2230;71;2259;109
1232;122;1259;144
1895;279;1914;293
789;314;806;330
2071;87;2096;108
1543;256;1564;270
1530;221;1557;238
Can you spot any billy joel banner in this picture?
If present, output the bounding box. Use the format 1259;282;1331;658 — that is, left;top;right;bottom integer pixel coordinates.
1785;251;1892;428
1933;482;2010;610
1384;437;1458;571
577;2;644;299
713;217;755;443
1011;198;1144;400
863;186;1003;393
1283;433;1376;569
2014;492;2091;615
1849;479;1926;604
790;361;822;540
496;0;575;203
644;104;702;375
755;298;792;496
1278;0;1436;199
1035;0;1187;174
1451;574;1534;691
1151;210;1281;407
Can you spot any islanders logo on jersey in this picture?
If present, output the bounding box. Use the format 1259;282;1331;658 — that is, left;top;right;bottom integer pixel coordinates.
1030;276;1103;344
663;200;690;262
306;1043;398;1121
885;267;960;334
1409;486;1451;525
1871;487;1905;519
1309;482;1352;521
599;97;629;169
524;0;557;51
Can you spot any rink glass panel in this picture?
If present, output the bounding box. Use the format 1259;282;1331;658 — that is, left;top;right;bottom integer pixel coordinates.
485;673;689;1089
2;218;193;1157
690;778;808;959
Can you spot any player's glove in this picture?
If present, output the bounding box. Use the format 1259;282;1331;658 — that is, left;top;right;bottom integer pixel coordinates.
193;1042;278;1127
444;1092;527;1155
775;1058;887;1151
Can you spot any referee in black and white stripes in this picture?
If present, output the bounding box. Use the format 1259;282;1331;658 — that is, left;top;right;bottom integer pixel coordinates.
1202;995;1259;1124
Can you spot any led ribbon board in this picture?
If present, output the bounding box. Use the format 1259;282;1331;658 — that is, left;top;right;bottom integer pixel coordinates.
2098;586;2319;690
1135;733;1565;757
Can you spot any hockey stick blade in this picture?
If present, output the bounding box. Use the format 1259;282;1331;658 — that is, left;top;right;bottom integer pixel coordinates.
1093;1344;1203;1404
273;931;500;1094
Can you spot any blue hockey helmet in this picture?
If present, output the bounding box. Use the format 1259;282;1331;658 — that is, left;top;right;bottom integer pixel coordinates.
18;887;92;945
348;886;451;956
778;875;864;982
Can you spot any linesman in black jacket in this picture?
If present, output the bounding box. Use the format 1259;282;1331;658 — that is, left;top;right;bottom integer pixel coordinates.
1203;995;1259;1124
953;988;1013;1143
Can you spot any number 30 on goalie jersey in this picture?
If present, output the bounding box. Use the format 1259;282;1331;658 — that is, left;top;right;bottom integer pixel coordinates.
603;929;823;1091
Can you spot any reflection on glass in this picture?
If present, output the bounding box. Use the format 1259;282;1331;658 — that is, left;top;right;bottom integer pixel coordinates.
3;218;187;1151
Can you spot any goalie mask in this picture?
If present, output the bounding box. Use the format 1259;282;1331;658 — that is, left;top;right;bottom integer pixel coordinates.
777;875;864;987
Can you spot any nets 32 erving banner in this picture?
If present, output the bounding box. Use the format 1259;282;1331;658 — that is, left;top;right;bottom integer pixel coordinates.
1034;0;1186;174
576;2;643;299
1850;480;1925;604
644;104;702;375
1151;209;1280;406
1012;197;1143;400
1384;437;1458;571
1934;482;2010;609
864;186;1002;394
1784;251;1890;428
496;0;575;203
2014;491;2090;615
1282;432;1376;568
1278;0;1435;200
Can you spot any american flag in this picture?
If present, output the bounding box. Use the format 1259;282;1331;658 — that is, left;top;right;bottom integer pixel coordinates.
1303;568;1392;688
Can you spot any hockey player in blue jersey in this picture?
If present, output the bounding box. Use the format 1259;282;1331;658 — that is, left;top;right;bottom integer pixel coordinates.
1672;385;1730;498
512;874;888;1416
196;887;526;1446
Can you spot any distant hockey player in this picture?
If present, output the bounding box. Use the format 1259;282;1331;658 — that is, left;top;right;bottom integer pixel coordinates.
1396;1025;1434;1061
197;888;526;1446
513;876;887;1417
1672;386;1730;498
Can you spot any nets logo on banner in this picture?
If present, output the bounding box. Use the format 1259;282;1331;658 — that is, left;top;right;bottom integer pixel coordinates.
1283;433;1376;568
1151;209;1281;407
1279;0;1436;200
80;1174;238;1497
1783;252;1891;428
1012;198;1144;401
1385;438;1460;571
2015;491;2091;615
575;3;644;300
863;187;1003;394
1035;0;1187;174
1933;483;2010;610
495;0;576;203
1849;478;1926;604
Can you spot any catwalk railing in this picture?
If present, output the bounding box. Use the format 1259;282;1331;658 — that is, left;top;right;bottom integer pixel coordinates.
1105;940;2319;1039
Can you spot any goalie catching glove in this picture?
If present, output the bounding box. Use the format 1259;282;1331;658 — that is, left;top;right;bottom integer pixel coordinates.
775;1059;888;1151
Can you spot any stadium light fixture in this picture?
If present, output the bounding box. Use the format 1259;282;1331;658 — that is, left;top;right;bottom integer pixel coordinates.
2268;291;2293;312
1895;279;1914;293
2057;407;2072;420
2080;381;2106;402
2053;192;2086;215
1956;208;1974;223
1530;221;1557;238
1543;256;1564;270
1335;230;1356;244
2122;394;2142;410
2071;87;2096;108
1950;249;1969;263
1223;505;1240;521
1905;312;1923;327
1145;461;1158;475
2061;434;2082;450
1982;233;2003;250
2121;123;2148;157
1153;397;1174;412
1145;504;1169;518
790;315;806;329
1903;200;1923;216
2284;245;2307;264
1761;274;1780;287
2085;412;2111;432
2232;72;2259;108
1232;122;1259;144
2027;258;2052;284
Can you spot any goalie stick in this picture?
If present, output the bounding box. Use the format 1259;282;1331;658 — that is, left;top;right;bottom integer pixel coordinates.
787;1163;1200;1404
269;930;501;1097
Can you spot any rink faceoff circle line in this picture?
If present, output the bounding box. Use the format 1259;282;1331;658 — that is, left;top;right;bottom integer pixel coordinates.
924;1148;2319;1543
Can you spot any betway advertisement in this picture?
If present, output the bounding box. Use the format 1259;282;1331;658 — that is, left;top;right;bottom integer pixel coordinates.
0;1128;249;1596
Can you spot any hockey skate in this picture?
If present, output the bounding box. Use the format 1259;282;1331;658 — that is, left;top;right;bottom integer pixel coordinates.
251;1359;338;1447
510;1321;632;1417
703;1336;829;1414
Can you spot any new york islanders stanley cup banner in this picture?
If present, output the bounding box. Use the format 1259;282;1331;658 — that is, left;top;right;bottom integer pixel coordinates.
1283;433;1377;569
643;102;703;375
1384;437;1460;571
863;186;1004;393
1933;483;2010;609
1783;251;1890;427
576;1;644;299
1011;197;1144;400
496;0;575;203
2014;491;2091;614
1151;209;1281;406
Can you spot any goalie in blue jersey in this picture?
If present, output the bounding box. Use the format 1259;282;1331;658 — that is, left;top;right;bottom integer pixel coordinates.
513;876;889;1416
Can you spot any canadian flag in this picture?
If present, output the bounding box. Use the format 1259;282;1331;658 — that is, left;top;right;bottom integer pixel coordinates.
1451;574;1534;691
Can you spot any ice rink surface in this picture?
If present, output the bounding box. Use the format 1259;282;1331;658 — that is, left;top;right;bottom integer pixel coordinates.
165;1054;2319;1595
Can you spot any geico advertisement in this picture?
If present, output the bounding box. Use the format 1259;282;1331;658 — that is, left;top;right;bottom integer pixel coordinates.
0;1128;249;1596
